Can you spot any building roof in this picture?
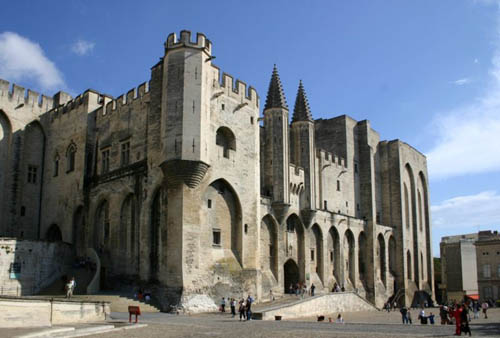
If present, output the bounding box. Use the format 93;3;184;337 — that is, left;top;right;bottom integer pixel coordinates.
292;80;313;123
264;65;288;111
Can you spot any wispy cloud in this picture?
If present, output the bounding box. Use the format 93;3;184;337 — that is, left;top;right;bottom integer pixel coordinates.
0;32;65;91
71;39;95;56
451;77;470;85
426;4;500;180
474;58;479;64
432;191;500;229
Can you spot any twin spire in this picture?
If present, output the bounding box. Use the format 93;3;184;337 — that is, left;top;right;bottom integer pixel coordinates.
264;65;313;123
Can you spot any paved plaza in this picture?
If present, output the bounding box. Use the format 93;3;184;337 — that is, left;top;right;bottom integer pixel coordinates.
89;308;500;338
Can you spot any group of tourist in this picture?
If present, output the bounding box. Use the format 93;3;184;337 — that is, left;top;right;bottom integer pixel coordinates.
438;300;491;336
220;295;254;321
331;282;345;293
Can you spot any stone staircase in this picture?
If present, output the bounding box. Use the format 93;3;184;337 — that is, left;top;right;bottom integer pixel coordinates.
253;292;377;320
75;293;161;313
38;265;94;297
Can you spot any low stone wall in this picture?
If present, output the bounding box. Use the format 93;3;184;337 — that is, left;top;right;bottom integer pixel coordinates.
256;292;377;320
0;297;110;328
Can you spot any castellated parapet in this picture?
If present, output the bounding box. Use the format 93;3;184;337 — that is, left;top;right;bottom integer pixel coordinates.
0;79;54;112
0;31;433;313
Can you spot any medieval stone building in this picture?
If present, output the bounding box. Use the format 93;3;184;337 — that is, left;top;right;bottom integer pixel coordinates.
0;31;434;309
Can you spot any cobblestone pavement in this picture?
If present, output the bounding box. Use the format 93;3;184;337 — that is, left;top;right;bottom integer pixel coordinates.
86;308;500;338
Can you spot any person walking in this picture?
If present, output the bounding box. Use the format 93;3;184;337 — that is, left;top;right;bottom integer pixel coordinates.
310;283;316;297
407;309;412;324
461;304;472;336
230;298;236;317
238;299;246;321
220;297;226;313
400;306;408;324
482;301;489;319
246;295;254;320
473;301;479;319
450;304;463;336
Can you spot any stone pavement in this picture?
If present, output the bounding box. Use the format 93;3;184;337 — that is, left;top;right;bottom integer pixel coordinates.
79;308;500;338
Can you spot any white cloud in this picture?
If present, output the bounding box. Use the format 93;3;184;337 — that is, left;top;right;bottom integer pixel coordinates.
474;58;479;64
452;78;470;85
0;32;65;91
426;5;500;180
71;39;95;56
432;191;500;229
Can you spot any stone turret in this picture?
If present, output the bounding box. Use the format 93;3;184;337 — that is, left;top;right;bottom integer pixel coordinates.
263;65;290;220
290;81;316;221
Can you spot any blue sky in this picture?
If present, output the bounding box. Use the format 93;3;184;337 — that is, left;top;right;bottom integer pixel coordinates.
1;0;499;255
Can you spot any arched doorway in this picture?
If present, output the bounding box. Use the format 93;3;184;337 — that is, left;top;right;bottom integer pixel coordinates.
284;259;300;293
328;226;340;283
344;229;355;285
377;234;386;286
46;224;62;242
285;214;305;282
311;224;324;283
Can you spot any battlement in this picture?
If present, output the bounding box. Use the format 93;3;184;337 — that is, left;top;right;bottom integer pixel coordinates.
102;81;150;116
46;89;103;123
0;78;54;111
165;30;212;54
317;148;346;168
212;68;259;108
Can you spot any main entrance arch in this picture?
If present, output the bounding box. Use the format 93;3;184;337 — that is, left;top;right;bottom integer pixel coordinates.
284;259;300;293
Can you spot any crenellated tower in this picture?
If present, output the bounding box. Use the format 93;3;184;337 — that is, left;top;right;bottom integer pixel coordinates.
263;65;290;219
290;81;316;215
159;30;212;188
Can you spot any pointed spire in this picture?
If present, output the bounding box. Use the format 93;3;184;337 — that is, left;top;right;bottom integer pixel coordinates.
292;80;313;123
264;64;288;111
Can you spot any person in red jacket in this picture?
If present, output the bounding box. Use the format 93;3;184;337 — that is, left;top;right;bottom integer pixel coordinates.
450;304;463;336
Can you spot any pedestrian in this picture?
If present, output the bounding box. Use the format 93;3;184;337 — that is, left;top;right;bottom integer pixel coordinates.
393;301;397;311
460;305;471;336
400;306;408;324
220;297;226;312
419;309;427;324
295;283;300;296
450;304;463;336
429;312;435;325
332;282;338;293
238;299;246;321
336;313;344;324
230;298;236;317
473;301;479;319
407;310;412;324
341;285;345;292
270;289;275;301
311;283;316;297
301;284;306;298
246;294;253;320
289;284;293;294
385;302;391;313
482;301;489;319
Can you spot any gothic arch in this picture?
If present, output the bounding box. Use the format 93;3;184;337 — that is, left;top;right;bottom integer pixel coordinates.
311;224;324;283
388;235;396;276
377;233;386;286
406;250;412;280
358;231;367;279
261;214;279;280
66;141;77;172
405;163;419;284
328;225;340;283
120;194;136;266
94;199;109;250
46;224;62;242
0;110;12;229
150;186;167;281
285;214;305;282
205;178;243;265
344;229;355;285
72;206;85;255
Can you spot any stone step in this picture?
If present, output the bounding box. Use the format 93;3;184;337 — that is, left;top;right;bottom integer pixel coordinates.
78;295;161;313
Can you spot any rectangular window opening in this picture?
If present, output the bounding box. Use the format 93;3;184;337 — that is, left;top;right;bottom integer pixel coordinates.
311;249;315;261
207;199;212;208
121;142;130;166
212;229;221;246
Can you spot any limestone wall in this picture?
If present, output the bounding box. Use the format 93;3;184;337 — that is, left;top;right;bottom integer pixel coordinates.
0;297;110;327
0;239;73;296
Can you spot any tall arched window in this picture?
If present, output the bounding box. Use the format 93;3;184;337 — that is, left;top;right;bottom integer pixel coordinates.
215;127;236;159
54;153;60;177
66;142;77;173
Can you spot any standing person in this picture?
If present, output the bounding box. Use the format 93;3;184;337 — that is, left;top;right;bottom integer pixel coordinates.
270;289;275;301
336;313;344;323
473;301;480;319
482;301;489;319
429;312;435;325
238;299;246;321
310;283;316;297
461;305;472;336
341;285;345;292
450;304;463;336
220;297;226;313
400;306;408;324
407;309;412;324
246;294;254;320
230;298;236;317
289;284;293;294
419;309;427;324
